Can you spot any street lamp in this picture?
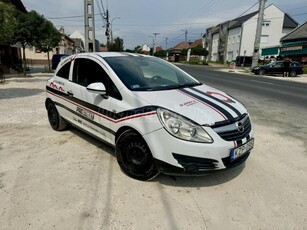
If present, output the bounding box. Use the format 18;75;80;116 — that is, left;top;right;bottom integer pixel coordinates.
111;17;120;43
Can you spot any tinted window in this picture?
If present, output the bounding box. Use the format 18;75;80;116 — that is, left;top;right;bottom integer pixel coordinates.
273;62;283;67
57;61;71;79
73;58;121;100
104;56;200;91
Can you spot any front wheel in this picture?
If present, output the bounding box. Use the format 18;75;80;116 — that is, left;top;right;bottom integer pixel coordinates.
258;69;265;76
116;130;159;180
47;102;67;131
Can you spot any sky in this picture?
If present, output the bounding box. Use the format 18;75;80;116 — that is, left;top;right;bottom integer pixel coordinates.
22;0;307;50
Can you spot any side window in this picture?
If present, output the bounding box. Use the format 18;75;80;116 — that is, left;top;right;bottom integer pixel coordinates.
56;61;71;79
73;58;122;100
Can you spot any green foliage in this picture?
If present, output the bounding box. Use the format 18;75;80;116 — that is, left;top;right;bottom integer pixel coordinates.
0;2;17;44
191;45;209;56
108;37;124;52
134;45;142;53
181;48;188;55
154;50;167;58
10;10;45;47
37;20;61;53
303;65;307;74
36;20;61;72
10;10;46;76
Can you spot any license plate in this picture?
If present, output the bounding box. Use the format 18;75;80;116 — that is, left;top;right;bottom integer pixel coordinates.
230;139;254;161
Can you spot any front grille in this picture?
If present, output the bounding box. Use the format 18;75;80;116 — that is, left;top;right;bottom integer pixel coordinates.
173;153;218;172
213;115;252;141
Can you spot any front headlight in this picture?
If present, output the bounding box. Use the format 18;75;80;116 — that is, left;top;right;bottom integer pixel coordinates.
157;108;213;143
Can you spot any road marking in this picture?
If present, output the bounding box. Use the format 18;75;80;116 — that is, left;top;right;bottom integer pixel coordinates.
250;80;274;85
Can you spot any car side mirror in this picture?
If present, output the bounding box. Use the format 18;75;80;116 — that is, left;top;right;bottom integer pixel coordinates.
86;82;106;95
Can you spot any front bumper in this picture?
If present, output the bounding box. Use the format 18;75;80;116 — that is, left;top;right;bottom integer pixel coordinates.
154;152;250;176
143;125;254;176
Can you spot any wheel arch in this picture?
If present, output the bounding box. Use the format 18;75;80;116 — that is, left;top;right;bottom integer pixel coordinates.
115;126;141;143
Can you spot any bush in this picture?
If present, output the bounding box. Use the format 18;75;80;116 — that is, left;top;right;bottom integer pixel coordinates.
303;65;307;74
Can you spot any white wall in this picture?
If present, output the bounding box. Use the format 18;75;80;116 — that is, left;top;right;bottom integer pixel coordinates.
240;15;257;56
211;33;219;62
226;27;241;61
240;4;287;57
22;46;55;61
260;5;284;49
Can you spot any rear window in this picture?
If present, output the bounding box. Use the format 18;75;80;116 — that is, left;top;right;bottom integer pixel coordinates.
56;61;71;79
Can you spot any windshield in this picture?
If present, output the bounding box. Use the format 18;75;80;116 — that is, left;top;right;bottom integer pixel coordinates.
104;56;201;91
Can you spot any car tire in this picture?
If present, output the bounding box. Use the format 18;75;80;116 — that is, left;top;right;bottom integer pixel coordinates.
289;71;297;77
116;130;159;181
47;102;67;131
258;69;265;76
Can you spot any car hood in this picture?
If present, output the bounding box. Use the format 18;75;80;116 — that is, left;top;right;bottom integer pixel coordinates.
134;84;247;126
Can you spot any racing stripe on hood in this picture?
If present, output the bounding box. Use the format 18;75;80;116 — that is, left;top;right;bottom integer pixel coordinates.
178;88;235;122
190;87;242;118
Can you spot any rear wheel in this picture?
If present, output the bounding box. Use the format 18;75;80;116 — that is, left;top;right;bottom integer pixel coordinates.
258;69;265;76
116;130;159;180
289;71;297;77
47;102;67;131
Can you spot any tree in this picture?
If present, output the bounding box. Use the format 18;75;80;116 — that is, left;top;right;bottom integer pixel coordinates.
36;20;62;72
0;2;17;44
154;50;167;58
191;45;209;57
108;37;124;52
10;10;45;76
134;45;142;53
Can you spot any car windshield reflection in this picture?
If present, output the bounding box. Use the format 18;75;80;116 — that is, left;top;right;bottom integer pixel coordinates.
104;56;200;91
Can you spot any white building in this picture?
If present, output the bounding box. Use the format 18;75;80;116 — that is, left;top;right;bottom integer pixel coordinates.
205;4;298;63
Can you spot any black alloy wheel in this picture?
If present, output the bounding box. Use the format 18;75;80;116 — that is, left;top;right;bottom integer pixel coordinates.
47;102;67;131
116;130;159;180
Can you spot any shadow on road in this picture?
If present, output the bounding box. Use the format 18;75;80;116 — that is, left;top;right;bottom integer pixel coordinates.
0;88;44;99
156;165;244;187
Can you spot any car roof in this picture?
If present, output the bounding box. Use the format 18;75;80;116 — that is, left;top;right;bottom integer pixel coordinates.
76;52;147;58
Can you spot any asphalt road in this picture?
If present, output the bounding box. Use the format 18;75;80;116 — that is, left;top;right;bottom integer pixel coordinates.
177;64;307;142
177;64;307;108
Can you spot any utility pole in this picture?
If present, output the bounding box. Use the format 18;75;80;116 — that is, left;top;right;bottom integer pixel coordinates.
153;33;160;54
182;29;188;47
104;10;111;46
84;0;96;52
164;37;168;50
251;0;266;68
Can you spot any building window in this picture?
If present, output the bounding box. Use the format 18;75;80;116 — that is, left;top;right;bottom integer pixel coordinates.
262;20;271;27
261;35;269;43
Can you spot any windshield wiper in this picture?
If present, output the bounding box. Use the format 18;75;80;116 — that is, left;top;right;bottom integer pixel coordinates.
169;82;202;90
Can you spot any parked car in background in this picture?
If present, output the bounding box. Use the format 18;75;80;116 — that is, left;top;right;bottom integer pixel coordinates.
251;61;303;77
46;52;254;180
52;54;69;70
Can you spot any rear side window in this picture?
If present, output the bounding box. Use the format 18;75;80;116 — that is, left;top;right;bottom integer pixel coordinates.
73;58;122;100
57;62;71;79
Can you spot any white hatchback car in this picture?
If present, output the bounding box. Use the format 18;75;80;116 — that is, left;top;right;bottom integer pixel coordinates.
46;52;254;180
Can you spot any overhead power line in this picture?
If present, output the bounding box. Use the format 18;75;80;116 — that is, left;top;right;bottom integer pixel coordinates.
237;1;258;18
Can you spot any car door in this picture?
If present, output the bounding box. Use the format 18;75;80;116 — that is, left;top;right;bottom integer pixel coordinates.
270;62;284;74
65;55;116;144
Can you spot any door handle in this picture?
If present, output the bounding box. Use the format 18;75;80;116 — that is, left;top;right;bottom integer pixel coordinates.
67;90;74;97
